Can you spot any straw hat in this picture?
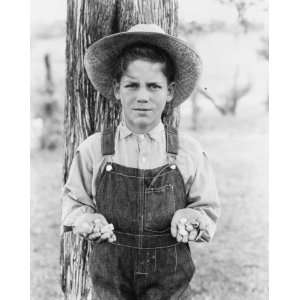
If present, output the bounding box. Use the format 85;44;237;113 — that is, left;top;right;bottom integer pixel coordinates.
84;24;202;107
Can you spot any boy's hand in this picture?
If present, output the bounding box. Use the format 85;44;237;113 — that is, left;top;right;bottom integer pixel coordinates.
88;223;116;243
73;213;115;242
170;208;209;243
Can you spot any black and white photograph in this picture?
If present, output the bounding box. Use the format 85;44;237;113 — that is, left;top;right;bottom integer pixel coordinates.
30;0;269;299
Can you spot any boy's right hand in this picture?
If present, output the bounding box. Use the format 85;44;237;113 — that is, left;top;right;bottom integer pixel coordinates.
73;213;109;238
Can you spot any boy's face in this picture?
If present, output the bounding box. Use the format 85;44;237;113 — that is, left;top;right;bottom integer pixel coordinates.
113;59;174;134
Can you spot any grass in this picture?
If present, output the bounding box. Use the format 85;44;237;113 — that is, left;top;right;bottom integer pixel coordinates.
30;112;268;300
31;149;64;299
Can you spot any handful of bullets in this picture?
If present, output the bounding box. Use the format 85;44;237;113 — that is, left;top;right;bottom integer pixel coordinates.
91;220;116;243
177;217;200;243
75;220;116;243
177;217;210;243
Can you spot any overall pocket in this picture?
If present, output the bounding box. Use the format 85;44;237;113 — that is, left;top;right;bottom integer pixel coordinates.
144;184;175;233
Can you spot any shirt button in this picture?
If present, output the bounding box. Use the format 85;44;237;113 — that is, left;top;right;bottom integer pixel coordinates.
138;134;145;142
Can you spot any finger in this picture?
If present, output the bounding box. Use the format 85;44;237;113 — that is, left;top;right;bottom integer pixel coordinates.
112;234;117;242
182;234;189;243
88;232;102;240
176;233;183;243
94;219;112;233
101;224;114;234
171;218;178;238
93;219;103;233
108;233;117;243
178;223;188;237
188;229;198;241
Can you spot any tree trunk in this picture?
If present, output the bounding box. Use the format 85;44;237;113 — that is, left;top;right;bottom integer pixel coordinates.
61;1;179;299
61;1;118;299
63;0;119;184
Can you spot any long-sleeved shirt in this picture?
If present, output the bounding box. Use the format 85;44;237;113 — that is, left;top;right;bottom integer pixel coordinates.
61;121;220;241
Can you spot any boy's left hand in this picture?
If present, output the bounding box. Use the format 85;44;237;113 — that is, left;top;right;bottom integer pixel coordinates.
171;208;209;243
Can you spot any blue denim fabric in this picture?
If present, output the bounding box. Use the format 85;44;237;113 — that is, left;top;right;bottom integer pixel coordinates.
89;127;195;299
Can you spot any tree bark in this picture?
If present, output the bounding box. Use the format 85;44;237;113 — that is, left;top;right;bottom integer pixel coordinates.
61;1;118;299
61;1;179;299
63;0;119;184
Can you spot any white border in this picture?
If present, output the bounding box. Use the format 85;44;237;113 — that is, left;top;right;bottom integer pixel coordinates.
270;1;300;299
0;1;30;299
2;0;299;299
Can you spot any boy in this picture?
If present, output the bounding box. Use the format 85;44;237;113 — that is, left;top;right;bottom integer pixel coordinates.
62;24;220;299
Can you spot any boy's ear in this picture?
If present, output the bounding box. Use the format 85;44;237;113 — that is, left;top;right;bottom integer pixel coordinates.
166;82;175;103
113;79;121;101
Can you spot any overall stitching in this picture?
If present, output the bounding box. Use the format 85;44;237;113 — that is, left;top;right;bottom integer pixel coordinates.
89;126;194;299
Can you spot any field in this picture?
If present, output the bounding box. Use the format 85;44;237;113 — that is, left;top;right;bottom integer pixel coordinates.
187;114;268;300
31;111;268;300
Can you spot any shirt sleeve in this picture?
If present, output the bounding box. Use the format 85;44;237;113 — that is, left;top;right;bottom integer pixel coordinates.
61;140;97;227
186;149;221;243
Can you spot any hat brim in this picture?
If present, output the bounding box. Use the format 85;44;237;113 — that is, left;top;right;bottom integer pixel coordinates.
84;31;202;107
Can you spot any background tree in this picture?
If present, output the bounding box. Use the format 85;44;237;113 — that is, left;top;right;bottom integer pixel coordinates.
218;0;265;33
222;67;252;114
178;21;203;130
193;70;252;117
61;1;179;299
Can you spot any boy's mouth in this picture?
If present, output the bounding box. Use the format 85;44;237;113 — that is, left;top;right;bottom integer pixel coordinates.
133;108;152;111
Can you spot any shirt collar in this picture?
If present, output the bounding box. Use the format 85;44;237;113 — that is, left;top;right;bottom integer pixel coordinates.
119;120;164;141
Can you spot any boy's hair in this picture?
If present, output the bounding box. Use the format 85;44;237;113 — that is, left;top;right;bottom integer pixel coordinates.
112;42;175;84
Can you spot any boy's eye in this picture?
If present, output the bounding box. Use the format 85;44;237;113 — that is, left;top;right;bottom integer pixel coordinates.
124;83;138;88
148;84;161;90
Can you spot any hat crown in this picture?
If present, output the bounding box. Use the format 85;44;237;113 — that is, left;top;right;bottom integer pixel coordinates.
127;24;165;34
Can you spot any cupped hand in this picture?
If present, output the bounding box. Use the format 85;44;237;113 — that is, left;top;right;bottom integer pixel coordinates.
170;208;208;243
73;213;116;243
73;213;108;237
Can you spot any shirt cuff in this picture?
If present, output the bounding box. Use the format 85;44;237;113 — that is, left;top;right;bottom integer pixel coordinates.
195;228;211;242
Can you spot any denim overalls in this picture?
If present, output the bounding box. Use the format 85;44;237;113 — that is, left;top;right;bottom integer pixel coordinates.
89;126;195;300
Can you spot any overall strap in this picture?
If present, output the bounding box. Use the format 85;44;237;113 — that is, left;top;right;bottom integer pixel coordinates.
101;126;115;156
165;125;178;164
101;124;178;161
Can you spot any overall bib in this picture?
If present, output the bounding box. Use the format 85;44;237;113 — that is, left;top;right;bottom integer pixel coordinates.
89;126;195;300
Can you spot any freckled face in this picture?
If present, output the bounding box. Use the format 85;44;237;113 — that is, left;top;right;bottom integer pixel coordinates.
113;59;174;134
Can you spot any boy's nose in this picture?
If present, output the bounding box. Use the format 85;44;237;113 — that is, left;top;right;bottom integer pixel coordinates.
136;88;150;102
